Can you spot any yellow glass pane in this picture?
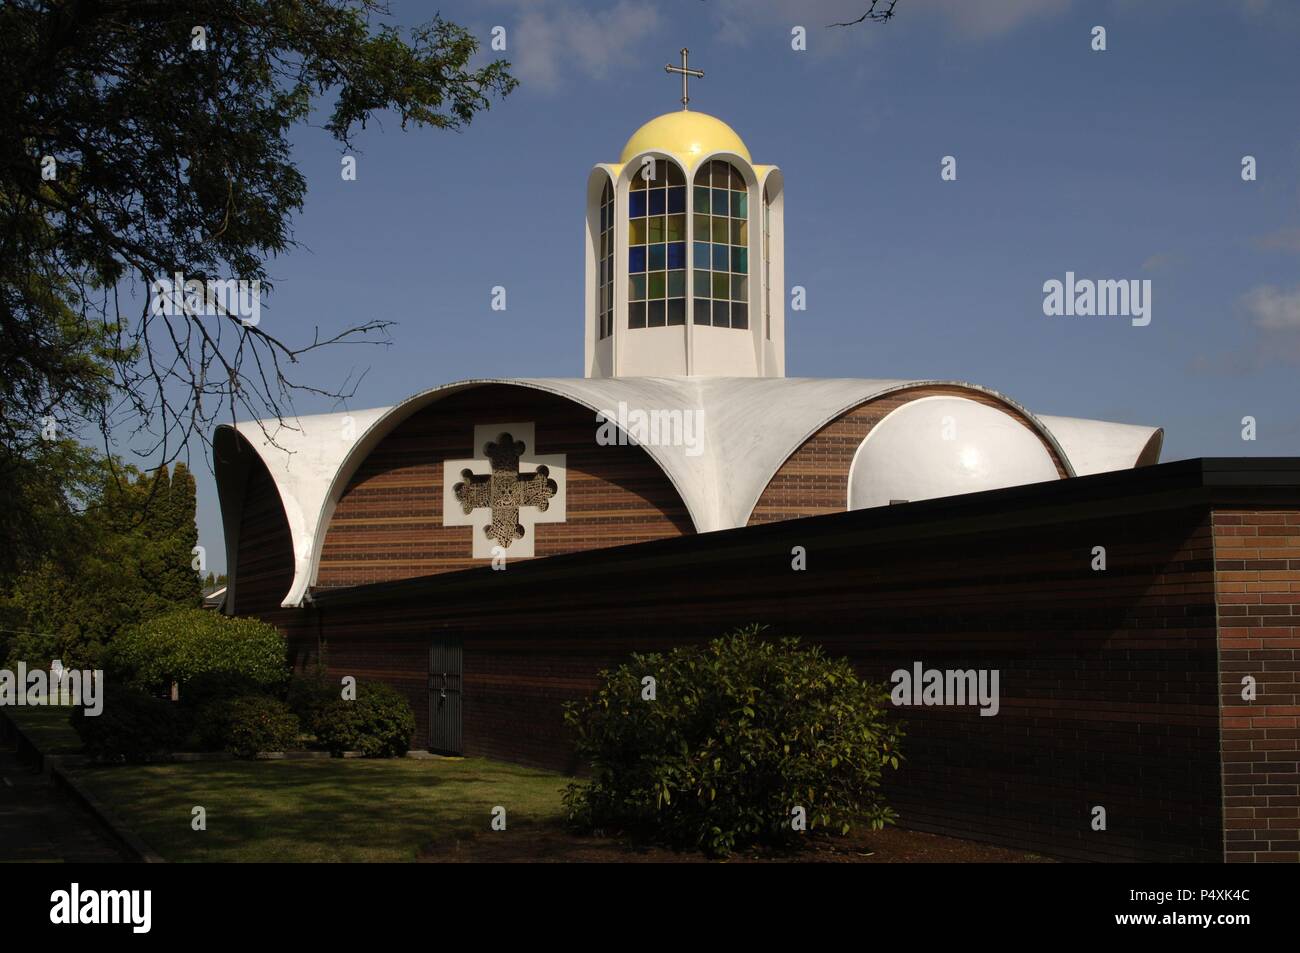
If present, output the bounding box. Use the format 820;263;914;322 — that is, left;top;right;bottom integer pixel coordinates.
667;214;686;242
712;272;728;298
648;216;665;243
628;218;646;245
731;219;747;245
693;214;709;238
711;218;728;243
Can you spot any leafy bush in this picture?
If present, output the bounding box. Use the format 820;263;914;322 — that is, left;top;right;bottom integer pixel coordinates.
108;608;288;697
313;681;415;757
286;668;338;730
562;627;905;857
198;695;300;758
72;686;186;762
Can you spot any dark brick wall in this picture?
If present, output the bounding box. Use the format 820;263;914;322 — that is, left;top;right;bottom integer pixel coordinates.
1215;510;1300;863
280;497;1233;862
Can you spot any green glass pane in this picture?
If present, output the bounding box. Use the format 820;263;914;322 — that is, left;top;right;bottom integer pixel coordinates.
730;219;744;245
731;275;748;301
628;218;646;245
648;272;666;299
712;272;728;298
629;275;646;301
711;189;729;216
731;191;747;217
648;216;665;243
693;186;710;213
667;214;686;243
733;247;748;274
668;270;685;297
711;218;728;243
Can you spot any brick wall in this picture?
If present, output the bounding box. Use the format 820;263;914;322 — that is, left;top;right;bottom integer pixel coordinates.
1214;509;1300;862
315;384;694;587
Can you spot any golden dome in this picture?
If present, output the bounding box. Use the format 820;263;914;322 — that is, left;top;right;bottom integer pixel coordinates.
619;111;751;168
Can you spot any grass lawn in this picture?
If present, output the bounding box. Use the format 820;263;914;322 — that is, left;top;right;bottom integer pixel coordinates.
67;757;570;862
3;705;83;755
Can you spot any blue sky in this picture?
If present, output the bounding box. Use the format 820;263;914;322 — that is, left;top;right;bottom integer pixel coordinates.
177;0;1300;573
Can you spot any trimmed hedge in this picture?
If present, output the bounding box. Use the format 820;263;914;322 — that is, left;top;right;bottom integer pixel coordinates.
72;686;186;762
109;608;288;697
313;681;414;758
197;695;300;758
562;627;905;857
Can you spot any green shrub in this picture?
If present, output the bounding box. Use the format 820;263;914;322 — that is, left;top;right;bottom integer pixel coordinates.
198;695;299;758
72;686;186;762
313;681;415;757
286;668;338;729
108;608;288;697
562;627;905;857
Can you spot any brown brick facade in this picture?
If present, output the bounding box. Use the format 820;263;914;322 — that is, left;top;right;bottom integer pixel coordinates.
1214;510;1300;863
315;384;694;588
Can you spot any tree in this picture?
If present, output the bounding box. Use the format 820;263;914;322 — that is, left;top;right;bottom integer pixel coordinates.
0;1;516;569
0;459;206;668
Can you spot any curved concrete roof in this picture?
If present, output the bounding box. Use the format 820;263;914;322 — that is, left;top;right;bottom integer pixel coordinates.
1035;415;1163;476
215;377;1160;608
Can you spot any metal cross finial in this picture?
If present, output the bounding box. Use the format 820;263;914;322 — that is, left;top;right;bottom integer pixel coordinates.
665;48;704;110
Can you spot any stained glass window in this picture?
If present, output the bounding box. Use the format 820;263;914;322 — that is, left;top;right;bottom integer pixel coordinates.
598;179;614;339
627;159;687;328
693;160;749;329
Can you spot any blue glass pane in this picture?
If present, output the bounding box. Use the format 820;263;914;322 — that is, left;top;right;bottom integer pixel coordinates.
693;299;711;325
629;192;647;217
693;242;710;269
731;192;747;218
648;243;666;270
668;186;686;214
667;242;685;269
712;244;729;270
733;247;748;274
629;246;646;273
649;189;666;215
712;189;729;216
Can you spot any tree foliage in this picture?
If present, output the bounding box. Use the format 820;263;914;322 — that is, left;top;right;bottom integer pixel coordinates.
0;459;204;668
0;0;515;566
108;606;288;694
563;628;905;857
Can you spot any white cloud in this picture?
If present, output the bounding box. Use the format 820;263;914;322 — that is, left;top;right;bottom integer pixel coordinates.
1240;284;1300;331
503;1;661;92
1253;227;1300;253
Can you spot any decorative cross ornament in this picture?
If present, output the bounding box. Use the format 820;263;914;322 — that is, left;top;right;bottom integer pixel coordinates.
665;48;704;110
443;423;567;558
454;433;557;548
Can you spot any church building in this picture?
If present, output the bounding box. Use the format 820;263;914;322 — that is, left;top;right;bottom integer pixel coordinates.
214;59;1300;863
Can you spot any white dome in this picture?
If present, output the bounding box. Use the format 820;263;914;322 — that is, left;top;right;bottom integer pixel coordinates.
848;396;1060;510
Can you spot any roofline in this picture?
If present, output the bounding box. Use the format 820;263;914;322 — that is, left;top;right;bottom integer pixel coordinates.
309;457;1300;609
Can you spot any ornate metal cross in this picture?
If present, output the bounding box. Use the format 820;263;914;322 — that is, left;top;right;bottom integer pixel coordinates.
453;432;557;549
665;47;704;110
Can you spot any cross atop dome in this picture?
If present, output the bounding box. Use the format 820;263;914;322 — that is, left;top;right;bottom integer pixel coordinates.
664;48;704;110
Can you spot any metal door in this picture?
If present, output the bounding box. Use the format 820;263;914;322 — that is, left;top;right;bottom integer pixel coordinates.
428;640;463;754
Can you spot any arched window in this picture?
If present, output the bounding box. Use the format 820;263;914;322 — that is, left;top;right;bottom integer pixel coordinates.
692;160;748;330
597;178;614;339
627;159;687;328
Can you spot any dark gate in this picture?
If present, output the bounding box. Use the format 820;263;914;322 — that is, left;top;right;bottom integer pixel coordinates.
428;639;463;754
